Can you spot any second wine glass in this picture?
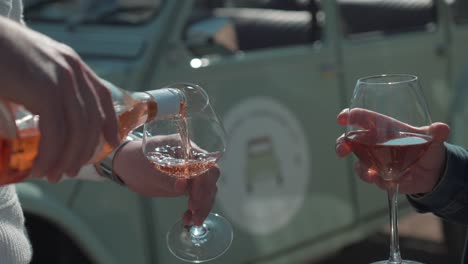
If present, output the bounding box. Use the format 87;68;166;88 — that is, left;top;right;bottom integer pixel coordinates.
345;74;433;264
142;83;233;263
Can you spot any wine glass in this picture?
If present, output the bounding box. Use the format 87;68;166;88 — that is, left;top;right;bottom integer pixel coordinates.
345;74;433;264
142;83;233;263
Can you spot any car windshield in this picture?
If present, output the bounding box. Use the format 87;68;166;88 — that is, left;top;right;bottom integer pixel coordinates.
24;0;163;25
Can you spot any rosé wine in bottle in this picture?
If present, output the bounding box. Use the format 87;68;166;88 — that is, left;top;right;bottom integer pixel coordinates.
0;80;183;185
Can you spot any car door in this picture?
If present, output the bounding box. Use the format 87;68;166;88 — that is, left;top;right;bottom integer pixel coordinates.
337;0;449;223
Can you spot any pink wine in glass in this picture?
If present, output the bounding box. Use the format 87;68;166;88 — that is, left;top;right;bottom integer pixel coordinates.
345;130;433;180
146;100;221;178
146;147;221;178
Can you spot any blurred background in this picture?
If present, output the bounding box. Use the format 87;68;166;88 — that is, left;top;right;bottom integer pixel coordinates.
18;0;468;263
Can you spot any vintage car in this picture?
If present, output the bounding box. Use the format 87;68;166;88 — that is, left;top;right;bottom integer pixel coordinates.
17;0;468;263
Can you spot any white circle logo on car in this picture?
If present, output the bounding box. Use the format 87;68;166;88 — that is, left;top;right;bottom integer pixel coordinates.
217;97;310;235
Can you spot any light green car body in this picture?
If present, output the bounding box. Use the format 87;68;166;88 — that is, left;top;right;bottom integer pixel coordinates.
16;0;468;263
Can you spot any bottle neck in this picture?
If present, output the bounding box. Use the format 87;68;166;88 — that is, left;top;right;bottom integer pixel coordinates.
131;92;158;122
144;88;183;121
100;79;183;122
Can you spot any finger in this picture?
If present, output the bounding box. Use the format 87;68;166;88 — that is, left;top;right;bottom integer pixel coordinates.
53;45;107;172
188;193;216;215
335;134;352;157
190;194;216;226
85;71;120;148
69;67;104;173
337;108;350;126
190;166;220;209
32;107;66;181
189;196;212;225
429;122;450;144
38;56;86;179
347;108;418;132
188;167;220;225
174;178;189;194
189;187;212;214
182;210;193;226
56;65;99;177
354;162;380;184
189;183;217;213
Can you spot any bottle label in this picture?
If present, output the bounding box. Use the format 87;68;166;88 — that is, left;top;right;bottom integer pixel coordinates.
146;89;182;119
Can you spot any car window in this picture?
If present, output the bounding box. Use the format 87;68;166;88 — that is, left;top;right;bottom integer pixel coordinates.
337;0;437;38
449;0;468;24
24;0;163;25
186;0;322;53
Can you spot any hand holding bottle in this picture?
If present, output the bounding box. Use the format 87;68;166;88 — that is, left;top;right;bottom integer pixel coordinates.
0;17;120;181
113;139;220;226
335;108;450;194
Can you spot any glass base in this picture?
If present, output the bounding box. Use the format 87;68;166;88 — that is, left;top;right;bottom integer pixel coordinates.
371;260;424;264
167;213;233;263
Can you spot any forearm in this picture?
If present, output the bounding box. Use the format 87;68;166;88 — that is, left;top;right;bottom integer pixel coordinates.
408;143;468;224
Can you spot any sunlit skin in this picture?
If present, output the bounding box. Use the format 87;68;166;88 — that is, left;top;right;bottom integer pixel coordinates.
335;108;450;194
114;137;220;226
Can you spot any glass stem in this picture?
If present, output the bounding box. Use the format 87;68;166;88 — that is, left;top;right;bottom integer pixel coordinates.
191;225;208;238
189;224;209;246
387;184;402;263
187;178;209;244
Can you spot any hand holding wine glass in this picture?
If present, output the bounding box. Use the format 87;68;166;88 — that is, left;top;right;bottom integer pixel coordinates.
335;108;450;194
337;74;449;264
112;138;220;226
142;83;232;263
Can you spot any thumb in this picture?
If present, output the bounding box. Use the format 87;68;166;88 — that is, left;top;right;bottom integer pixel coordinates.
337;108;350;126
429;122;450;144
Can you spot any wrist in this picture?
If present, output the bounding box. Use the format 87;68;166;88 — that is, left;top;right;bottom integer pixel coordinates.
94;140;132;186
412;143;448;198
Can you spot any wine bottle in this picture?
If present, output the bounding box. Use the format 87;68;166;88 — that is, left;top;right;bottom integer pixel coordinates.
0;80;184;185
